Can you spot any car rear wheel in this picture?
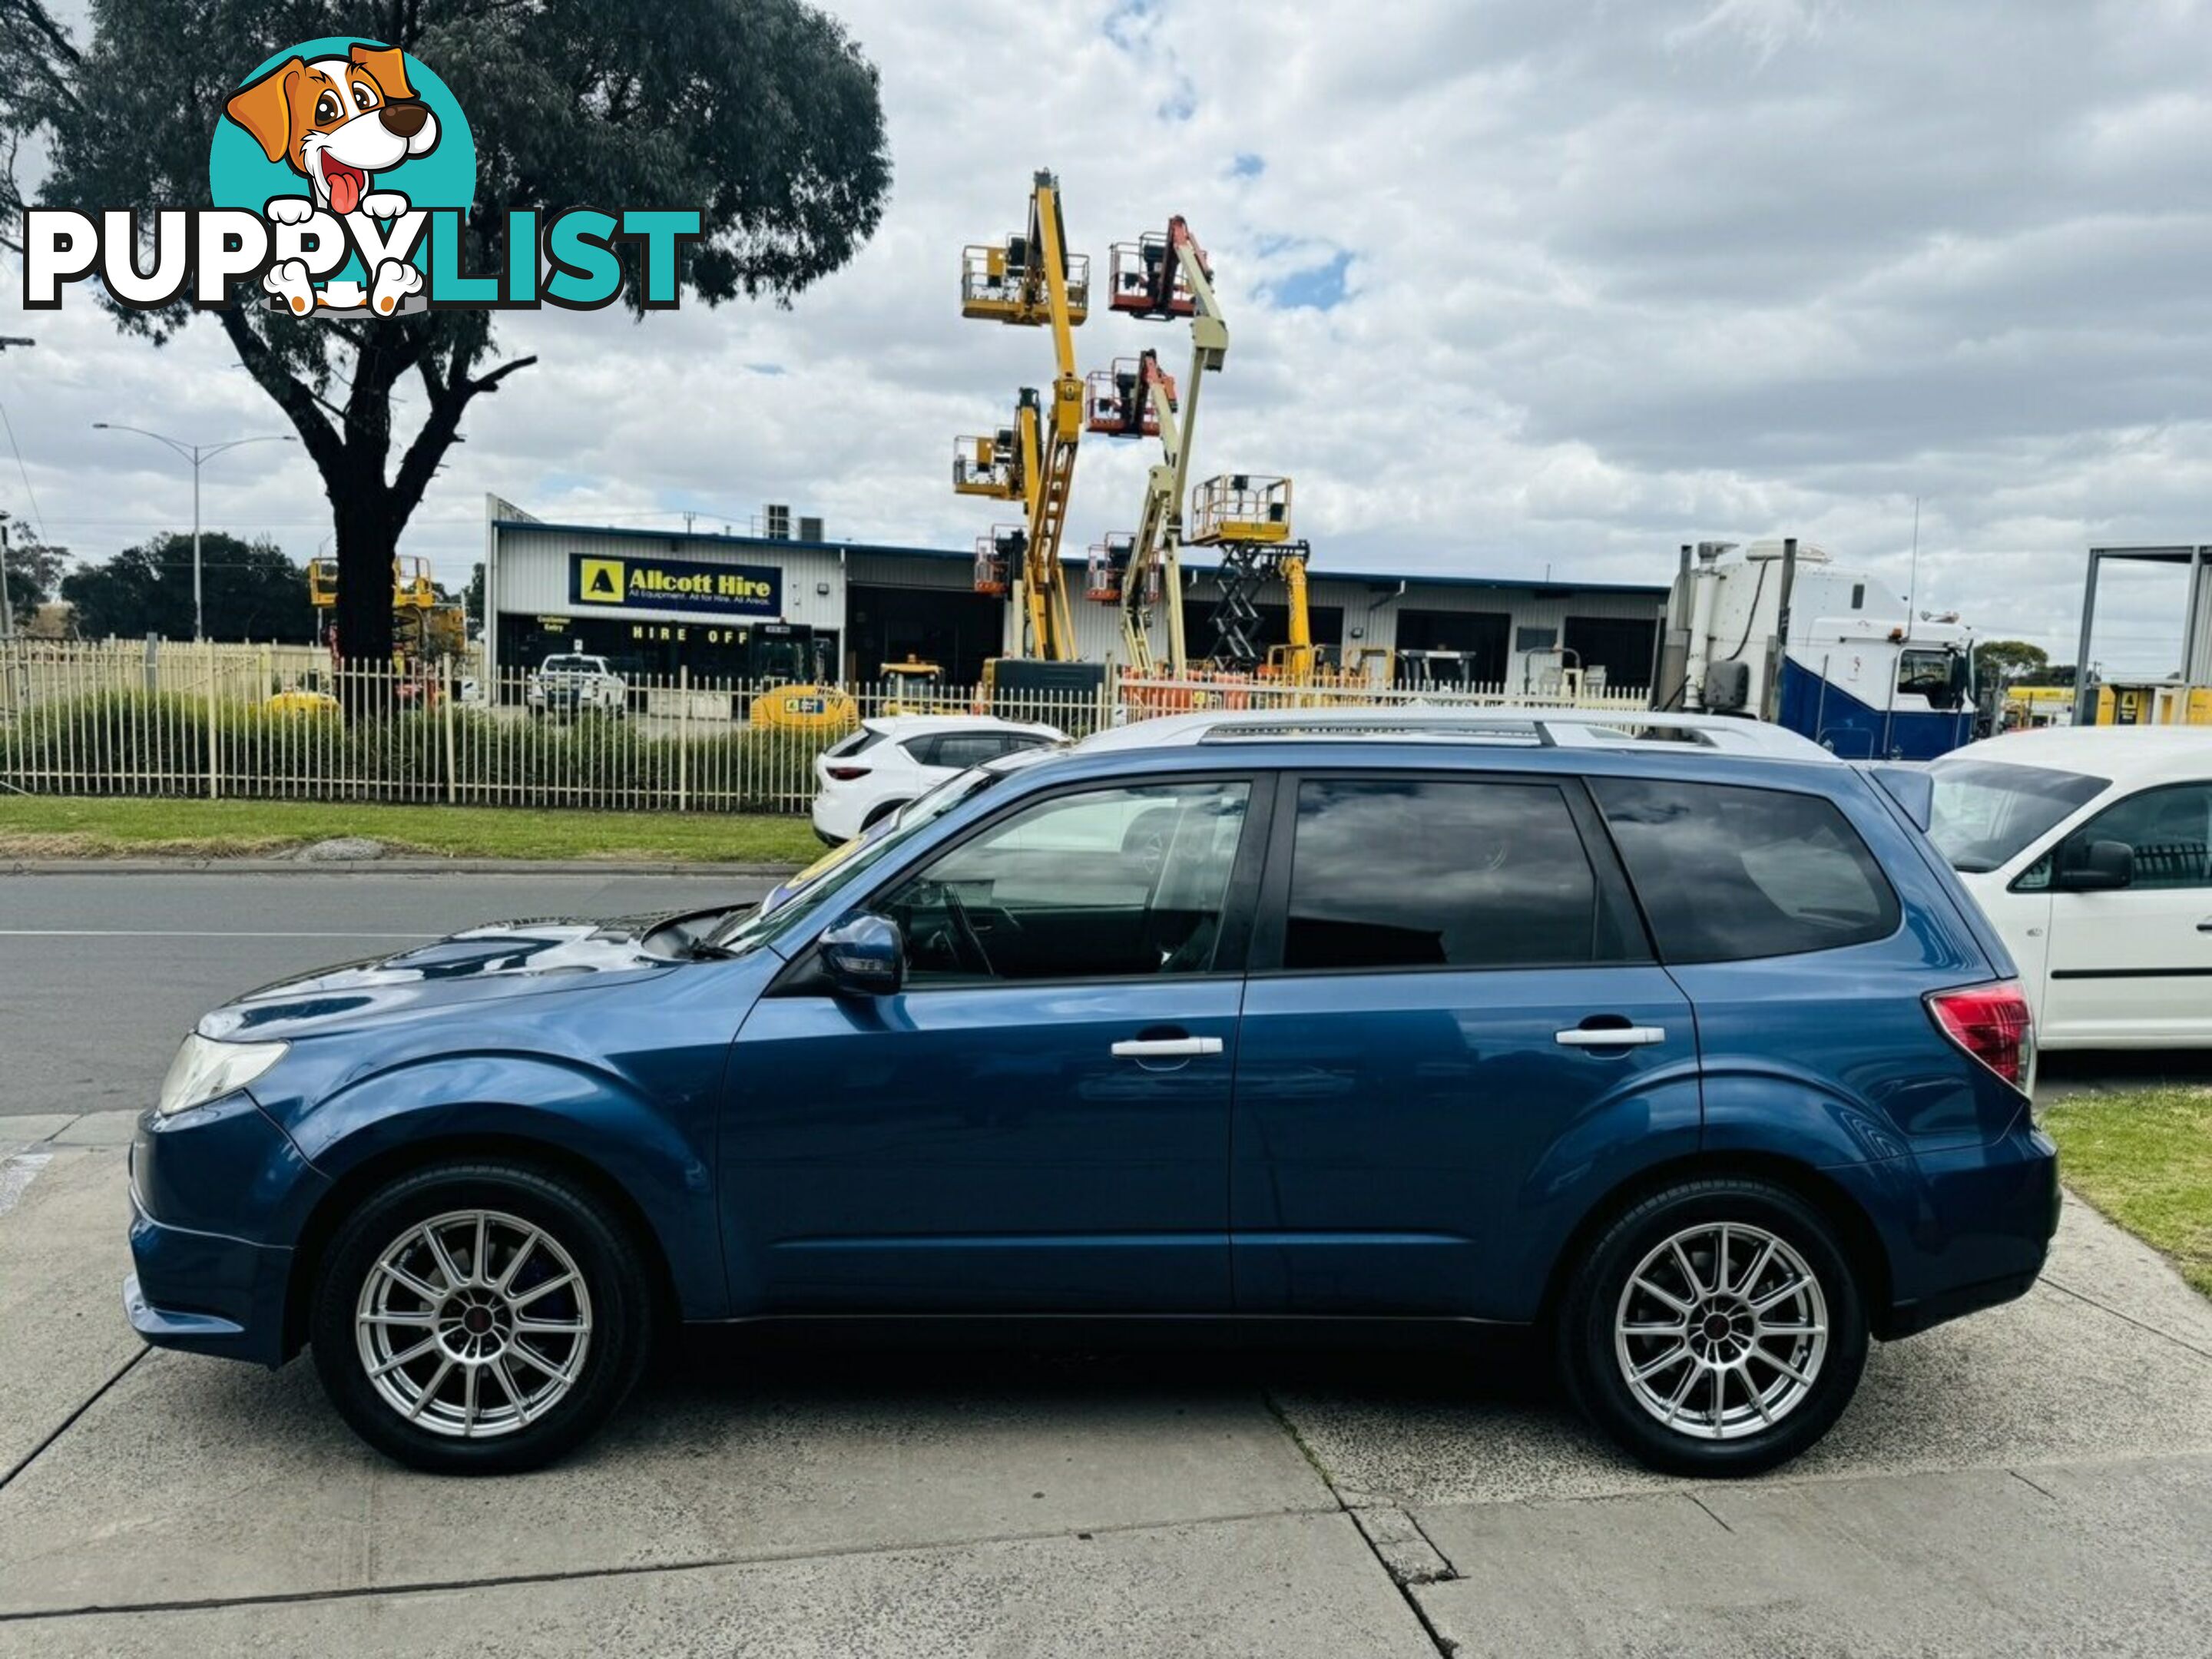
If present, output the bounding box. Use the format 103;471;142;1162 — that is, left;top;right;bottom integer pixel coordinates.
309;1161;654;1474
1557;1177;1867;1476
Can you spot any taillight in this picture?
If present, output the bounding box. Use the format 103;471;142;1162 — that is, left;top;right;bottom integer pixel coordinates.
824;766;872;782
1926;981;2035;1095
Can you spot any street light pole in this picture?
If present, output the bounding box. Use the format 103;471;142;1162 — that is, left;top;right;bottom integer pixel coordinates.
91;423;295;641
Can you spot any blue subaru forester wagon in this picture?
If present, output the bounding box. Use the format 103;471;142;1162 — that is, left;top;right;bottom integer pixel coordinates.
127;709;2058;1476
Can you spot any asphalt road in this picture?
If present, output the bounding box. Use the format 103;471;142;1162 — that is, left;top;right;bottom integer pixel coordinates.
0;872;773;1119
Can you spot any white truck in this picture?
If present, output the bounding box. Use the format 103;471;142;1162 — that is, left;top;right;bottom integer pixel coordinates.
1654;538;1979;760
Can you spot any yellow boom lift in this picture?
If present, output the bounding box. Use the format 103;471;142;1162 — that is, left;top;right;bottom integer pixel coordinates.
954;171;1089;666
1088;218;1314;684
308;555;465;661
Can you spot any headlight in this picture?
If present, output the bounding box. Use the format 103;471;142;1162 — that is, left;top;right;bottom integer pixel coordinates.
156;1034;289;1117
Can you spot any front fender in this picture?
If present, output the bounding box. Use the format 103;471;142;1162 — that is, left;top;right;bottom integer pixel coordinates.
276;1053;725;1320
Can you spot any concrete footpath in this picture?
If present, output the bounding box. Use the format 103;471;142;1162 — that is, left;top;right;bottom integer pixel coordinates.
2;1111;2210;1656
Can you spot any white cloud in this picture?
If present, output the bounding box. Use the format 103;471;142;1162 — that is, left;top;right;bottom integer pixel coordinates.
4;0;2210;674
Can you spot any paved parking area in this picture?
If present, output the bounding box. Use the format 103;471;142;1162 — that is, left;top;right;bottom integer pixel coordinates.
4;873;2212;1654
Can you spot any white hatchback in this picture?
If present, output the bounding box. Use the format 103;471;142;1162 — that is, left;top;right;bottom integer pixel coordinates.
810;715;1064;844
1927;727;2212;1049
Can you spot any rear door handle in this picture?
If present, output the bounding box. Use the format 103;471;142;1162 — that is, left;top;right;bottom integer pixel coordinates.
1111;1037;1224;1058
1555;1026;1667;1048
2197;919;2212;933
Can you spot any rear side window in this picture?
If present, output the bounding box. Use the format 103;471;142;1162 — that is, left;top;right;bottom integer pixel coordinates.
1591;778;1899;963
908;732;1015;769
1283;778;1610;970
826;727;885;759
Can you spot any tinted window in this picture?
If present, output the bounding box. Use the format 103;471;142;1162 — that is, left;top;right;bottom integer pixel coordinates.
2063;783;2212;890
1592;778;1899;962
1283;779;1605;971
926;732;1022;770
882;780;1250;983
826;727;886;759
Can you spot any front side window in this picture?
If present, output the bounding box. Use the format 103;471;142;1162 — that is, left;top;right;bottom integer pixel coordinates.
880;780;1250;984
1897;648;1962;708
1592;778;1899;963
1283;778;1607;971
2060;783;2212;890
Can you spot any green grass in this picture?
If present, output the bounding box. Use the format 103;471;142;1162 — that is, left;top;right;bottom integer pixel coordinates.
0;796;820;866
2042;1087;2212;1298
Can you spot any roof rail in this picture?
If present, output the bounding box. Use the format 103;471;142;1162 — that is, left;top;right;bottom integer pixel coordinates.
1078;705;1840;760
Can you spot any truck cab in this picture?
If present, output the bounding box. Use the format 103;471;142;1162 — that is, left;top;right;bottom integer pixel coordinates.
1659;538;1979;760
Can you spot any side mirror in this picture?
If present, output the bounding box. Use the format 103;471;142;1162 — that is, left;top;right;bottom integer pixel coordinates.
818;914;905;997
2055;839;2133;892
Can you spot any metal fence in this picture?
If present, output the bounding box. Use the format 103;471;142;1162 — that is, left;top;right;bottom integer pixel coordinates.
1;641;1651;815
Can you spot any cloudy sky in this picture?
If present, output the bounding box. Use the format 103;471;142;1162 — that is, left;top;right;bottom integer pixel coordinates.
8;0;2212;674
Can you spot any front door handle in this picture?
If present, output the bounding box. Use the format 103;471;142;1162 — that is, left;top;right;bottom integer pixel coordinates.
2197;919;2212;934
1111;1037;1224;1058
1555;1025;1667;1048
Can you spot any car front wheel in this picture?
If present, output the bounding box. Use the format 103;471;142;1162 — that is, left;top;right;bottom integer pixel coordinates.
309;1161;654;1474
1557;1177;1868;1476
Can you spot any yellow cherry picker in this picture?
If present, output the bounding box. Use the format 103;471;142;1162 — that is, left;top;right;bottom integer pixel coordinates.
952;171;1104;704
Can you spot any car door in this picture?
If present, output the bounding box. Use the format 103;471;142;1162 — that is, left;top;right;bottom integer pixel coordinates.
1230;770;1697;1319
722;773;1268;1313
2037;781;2212;1046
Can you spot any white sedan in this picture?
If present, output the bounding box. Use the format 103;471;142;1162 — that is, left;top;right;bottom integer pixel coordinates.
1927;727;2212;1049
810;715;1063;844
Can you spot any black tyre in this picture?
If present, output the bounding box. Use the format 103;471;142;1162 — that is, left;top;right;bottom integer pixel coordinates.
1556;1177;1868;1477
310;1160;656;1475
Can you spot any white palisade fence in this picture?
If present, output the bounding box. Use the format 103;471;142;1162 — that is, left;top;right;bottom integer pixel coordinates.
0;640;1649;815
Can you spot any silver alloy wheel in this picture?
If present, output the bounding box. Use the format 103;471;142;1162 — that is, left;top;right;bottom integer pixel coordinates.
1613;1220;1829;1441
354;1208;594;1439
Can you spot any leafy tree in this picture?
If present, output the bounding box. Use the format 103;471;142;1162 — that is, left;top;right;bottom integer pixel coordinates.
2;1;889;664
2022;661;2077;688
60;532;315;642
1973;638;2048;687
1;519;69;620
464;561;485;627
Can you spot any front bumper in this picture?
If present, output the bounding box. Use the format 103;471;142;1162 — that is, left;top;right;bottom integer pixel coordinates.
126;1190;294;1366
124;1094;323;1369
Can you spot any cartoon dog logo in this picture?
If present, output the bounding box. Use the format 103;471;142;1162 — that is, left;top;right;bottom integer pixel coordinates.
224;43;437;317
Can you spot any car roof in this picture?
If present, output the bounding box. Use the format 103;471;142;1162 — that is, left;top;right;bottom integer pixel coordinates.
861;714;1062;738
1077;706;1840;762
1938;726;2212;790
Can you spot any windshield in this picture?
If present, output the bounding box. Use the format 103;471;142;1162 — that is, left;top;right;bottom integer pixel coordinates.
541;656;601;674
708;761;1018;952
1927;758;2109;872
754;641;811;684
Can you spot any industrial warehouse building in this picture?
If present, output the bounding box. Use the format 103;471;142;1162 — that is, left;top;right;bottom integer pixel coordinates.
481;499;1670;691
